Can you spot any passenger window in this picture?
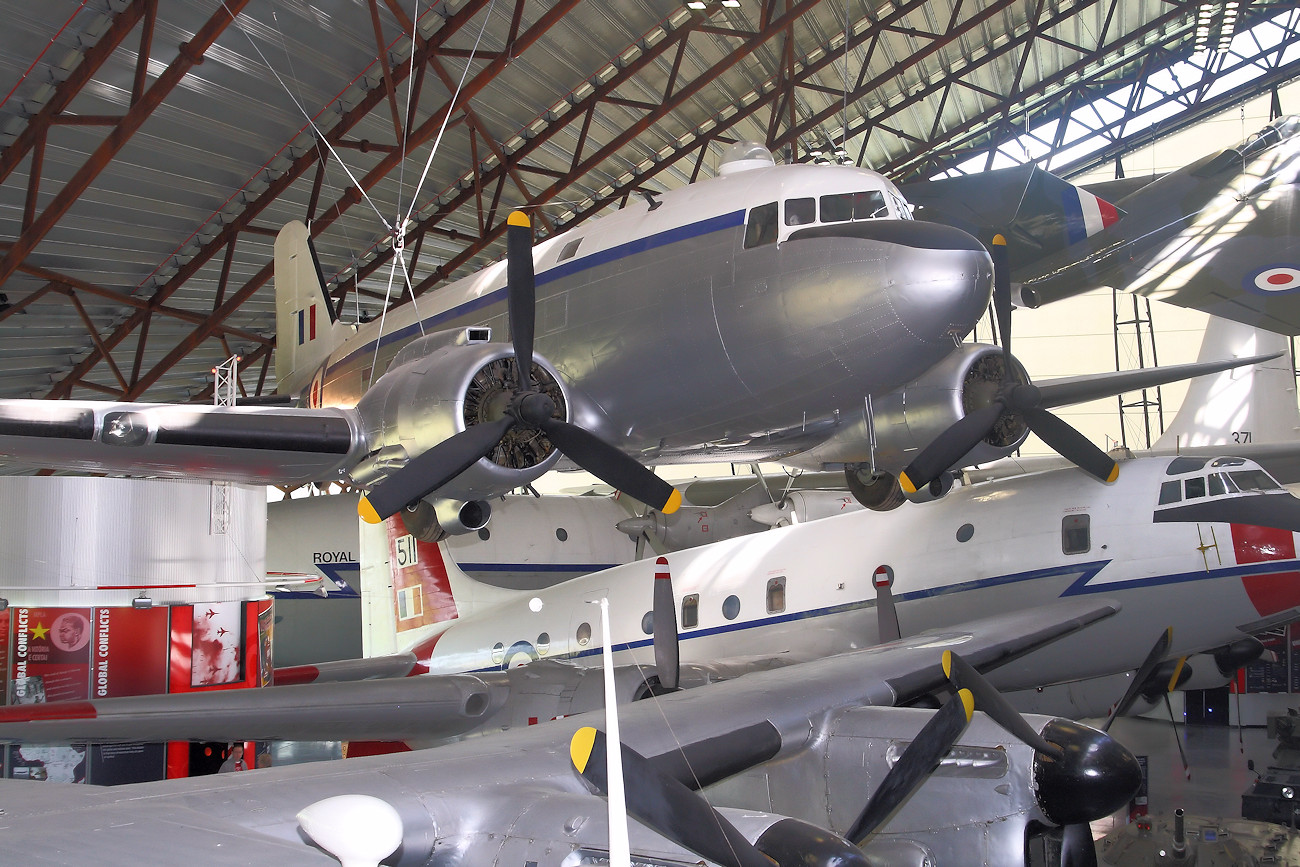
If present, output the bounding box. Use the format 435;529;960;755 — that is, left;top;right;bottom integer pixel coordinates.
1209;474;1227;496
557;238;582;262
1185;477;1206;499
766;576;786;613
681;594;699;629
785;198;815;226
744;202;779;248
1158;481;1182;505
1062;514;1090;555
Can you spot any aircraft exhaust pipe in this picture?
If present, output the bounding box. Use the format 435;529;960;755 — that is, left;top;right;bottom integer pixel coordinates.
401;497;493;541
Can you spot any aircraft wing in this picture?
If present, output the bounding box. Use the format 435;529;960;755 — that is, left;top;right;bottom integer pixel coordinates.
0;596;1118;747
0;596;1122;867
0;399;362;485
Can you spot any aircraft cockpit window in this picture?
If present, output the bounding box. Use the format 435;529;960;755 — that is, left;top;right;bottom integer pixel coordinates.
785;198;815;226
766;576;786;613
1210;457;1246;467
557;238;582;262
821;190;889;223
744;202;779;248
1185;477;1206;499
1158;481;1181;505
1062;514;1090;555
890;192;913;219
1166;457;1208;474
681;594;700;629
1229;469;1282;492
1209;473;1228;496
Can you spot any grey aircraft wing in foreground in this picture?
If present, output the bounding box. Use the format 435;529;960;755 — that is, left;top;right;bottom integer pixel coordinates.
0;598;1134;867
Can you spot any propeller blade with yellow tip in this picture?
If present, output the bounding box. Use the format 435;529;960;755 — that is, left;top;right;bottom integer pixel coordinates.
846;688;975;844
568;727;775;867
942;650;1062;758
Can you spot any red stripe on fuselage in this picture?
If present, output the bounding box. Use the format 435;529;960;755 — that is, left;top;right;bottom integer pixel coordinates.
1231;523;1300;616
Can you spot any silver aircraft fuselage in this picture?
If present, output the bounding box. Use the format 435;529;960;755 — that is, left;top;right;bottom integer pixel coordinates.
311;160;992;460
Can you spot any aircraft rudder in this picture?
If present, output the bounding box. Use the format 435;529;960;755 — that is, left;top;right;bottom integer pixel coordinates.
274;221;341;397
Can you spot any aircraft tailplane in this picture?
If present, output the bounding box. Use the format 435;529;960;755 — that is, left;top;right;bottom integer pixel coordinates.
274;221;348;398
1154;316;1299;449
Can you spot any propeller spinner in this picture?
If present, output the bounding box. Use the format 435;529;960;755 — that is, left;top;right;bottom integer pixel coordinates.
359;212;683;524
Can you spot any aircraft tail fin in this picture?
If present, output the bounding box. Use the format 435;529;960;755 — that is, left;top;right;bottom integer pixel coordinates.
275;221;347;397
1154;317;1299;448
360;517;522;658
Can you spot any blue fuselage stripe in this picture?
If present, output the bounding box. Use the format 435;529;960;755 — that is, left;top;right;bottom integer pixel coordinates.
331;209;746;373
462;554;1299;671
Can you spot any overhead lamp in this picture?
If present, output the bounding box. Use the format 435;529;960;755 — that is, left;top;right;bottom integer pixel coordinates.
720;0;740;6
132;594;153;610
686;0;706;8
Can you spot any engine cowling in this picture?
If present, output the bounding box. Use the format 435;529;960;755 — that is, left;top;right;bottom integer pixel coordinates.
790;342;1032;476
349;332;570;505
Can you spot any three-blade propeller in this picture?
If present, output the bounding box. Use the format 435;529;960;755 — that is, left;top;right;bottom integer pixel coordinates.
898;234;1119;495
359;212;682;524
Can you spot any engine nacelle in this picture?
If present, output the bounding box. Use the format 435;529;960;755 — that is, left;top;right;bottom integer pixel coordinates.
788;342;1031;474
349;333;569;504
748;490;864;527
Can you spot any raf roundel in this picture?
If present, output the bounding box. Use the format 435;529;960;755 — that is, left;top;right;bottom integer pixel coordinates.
1245;265;1300;294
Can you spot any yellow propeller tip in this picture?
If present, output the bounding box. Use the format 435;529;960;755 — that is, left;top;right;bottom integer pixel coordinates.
660;488;683;515
991;233;1007;246
357;496;383;525
898;472;918;495
941;650;953;679
1106;464;1120;484
570;726;598;773
508;210;531;227
958;688;975;722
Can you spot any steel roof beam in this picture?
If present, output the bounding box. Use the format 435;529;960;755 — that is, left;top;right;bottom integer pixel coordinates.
0;0;254;289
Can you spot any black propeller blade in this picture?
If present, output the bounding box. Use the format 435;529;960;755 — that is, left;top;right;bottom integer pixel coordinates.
899;233;1119;495
571;727;867;867
846;688;975;843
652;556;680;691
1103;627;1172;732
570;726;776;867
359;210;682;524
942;651;1063;758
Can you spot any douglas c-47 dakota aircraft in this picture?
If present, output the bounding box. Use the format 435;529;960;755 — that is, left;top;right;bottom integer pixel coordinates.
0;143;1271;538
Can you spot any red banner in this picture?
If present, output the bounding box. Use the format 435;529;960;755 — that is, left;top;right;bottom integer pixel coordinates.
92;607;169;699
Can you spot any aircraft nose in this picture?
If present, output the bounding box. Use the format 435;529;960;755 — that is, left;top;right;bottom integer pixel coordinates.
884;222;993;344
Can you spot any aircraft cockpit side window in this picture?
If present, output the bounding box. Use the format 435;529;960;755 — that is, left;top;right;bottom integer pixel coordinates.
766;576;787;613
1158;481;1182;505
1208;473;1228;496
744;202;779;248
820;190;889;223
1229;469;1282;492
785;198;815;226
890;192;913;219
557;238;582;262
681;594;700;629
1062;514;1090;555
1185;477;1207;499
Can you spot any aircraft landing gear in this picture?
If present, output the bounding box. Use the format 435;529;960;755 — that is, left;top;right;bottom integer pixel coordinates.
844;465;905;511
